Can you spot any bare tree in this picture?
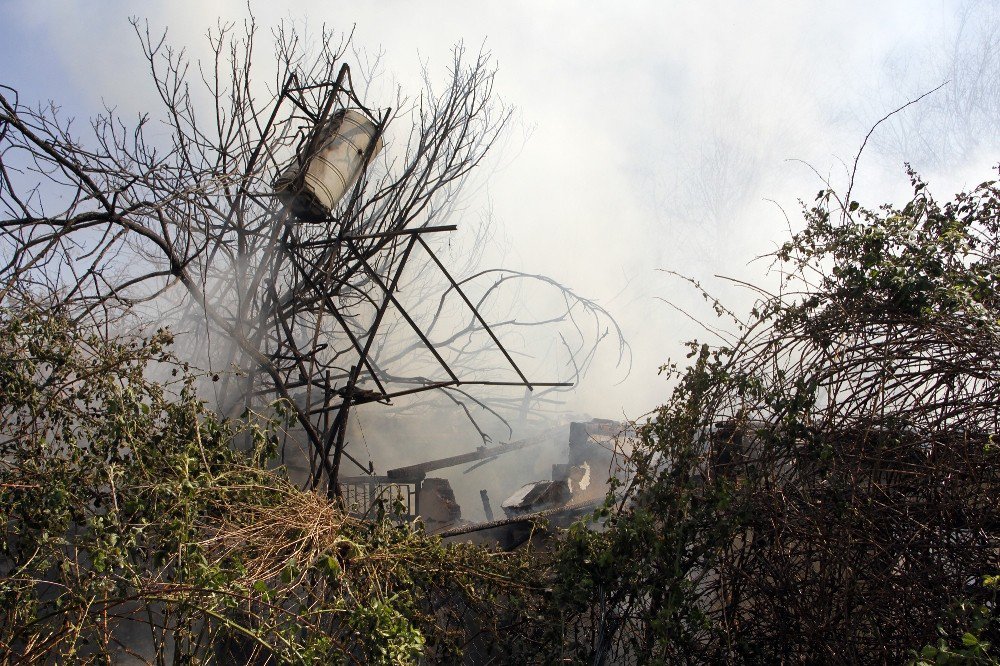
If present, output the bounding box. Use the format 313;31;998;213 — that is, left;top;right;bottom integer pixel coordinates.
0;17;626;496
868;0;1000;170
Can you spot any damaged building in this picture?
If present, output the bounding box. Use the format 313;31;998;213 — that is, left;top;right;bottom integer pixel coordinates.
313;419;634;549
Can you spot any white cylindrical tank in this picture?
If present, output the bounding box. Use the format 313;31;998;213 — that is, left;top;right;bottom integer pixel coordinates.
274;109;384;221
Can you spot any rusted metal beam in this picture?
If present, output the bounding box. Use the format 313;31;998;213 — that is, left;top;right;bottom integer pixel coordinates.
291;224;457;248
386;437;542;481
434;498;602;540
345;238;460;382
480;489;494;522
343;224;457;241
308;379;574;411
416;234;536;389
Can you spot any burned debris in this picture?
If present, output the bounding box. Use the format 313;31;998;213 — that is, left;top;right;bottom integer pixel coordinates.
431;419;634;548
501;419;623;518
300;418;633;548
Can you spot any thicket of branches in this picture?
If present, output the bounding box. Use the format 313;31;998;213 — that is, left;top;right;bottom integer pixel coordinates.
554;169;1000;664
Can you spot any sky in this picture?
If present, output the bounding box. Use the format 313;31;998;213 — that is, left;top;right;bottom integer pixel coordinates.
2;0;999;434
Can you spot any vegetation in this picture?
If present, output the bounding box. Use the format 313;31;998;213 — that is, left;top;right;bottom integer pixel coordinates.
556;168;1000;663
0;301;555;663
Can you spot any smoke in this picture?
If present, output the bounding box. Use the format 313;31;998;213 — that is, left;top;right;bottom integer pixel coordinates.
4;1;1000;519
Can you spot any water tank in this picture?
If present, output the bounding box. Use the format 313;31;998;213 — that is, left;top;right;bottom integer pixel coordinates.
274;109;384;221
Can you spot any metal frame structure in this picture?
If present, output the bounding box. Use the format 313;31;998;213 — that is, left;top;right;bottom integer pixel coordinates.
206;68;570;498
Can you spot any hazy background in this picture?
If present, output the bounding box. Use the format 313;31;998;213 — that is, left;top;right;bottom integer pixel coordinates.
3;0;999;516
